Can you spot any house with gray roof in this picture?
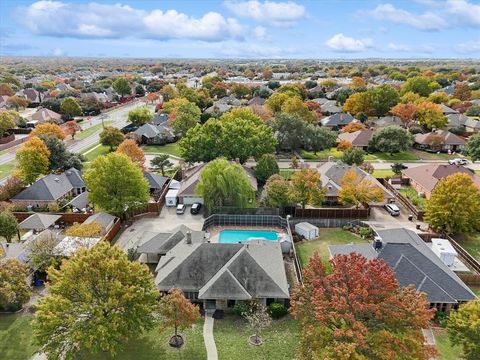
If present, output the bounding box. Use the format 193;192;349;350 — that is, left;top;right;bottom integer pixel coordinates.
338;129;374;150
318;162;394;205
144;172;169;192
28;108;62;125
414;130;466;153
329;228;477;312
152;234;290;310
83;212;116;235
133;123;175;145
320;113;356;130
11;168;85;208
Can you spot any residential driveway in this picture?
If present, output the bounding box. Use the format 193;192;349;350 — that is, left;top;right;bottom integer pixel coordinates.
367;204;427;233
115;205;204;250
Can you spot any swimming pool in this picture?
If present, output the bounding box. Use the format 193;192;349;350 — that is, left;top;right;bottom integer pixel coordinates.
218;230;278;243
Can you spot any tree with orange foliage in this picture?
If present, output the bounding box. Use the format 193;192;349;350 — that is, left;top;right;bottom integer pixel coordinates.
158;288;200;347
250;104;273;121
64;121;81;140
340;122;366;133
116;139;145;169
453;83;471;101
390;103;418;126
337;139;353;151
350;76;366;88
288;168;325;209
30;123;65;140
338;168;384;207
146;92;159;104
291;252;436;360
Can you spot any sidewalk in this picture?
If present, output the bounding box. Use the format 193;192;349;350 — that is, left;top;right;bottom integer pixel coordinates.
203;313;218;360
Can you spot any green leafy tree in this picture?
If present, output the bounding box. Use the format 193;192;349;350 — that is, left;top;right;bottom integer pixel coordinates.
170;101;201;137
281;97;316;123
415;102;448;130
179;121;225;163
262;174;290;208
464;133;480;162
16;136;50;184
447;300;480;360
265;92;290;113
127;107;153;127
368;84;400;117
369;126;413;155
400;76;440;97
135;84;145;97
27;230;60;273
33;242;158;359
288;168;325;209
0;211;18;243
150;154;172;176
99;126;125;151
0;259;31;311
60;98;82;119
196;158;255;211
85;153;149;219
425;173;480;234
341;148;365;166
0;110;15;138
391;163;406;176
112;77;131;98
303;125;337;155
254;154;279;184
39;135;84;171
7;95;29;110
158;288;200;347
272;113;306;152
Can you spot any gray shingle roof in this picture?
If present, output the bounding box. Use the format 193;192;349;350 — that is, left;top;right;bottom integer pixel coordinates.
144;172;168;190
84;212;116;232
18;213;61;230
321;113;355;127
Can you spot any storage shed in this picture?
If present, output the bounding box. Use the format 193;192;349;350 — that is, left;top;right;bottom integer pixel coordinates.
295;222;319;240
165;189;179;207
431;238;458;267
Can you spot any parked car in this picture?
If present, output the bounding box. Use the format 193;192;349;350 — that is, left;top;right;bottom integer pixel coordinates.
384;203;400;217
176;204;186;215
448;158;468;165
191;203;202;215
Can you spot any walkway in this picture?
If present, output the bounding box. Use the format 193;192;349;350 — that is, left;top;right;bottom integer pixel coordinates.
203;313;218;360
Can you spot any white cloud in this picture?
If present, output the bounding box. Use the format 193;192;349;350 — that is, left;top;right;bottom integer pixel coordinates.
326;33;372;52
18;1;244;41
253;26;268;40
220;43;295;58
446;0;480;27
369;3;447;30
455;40;480;53
387;43;433;53
52;47;64;56
224;0;305;26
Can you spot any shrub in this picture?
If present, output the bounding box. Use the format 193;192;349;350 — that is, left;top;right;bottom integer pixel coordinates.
233;303;249;316
435;311;448;327
268;302;288;319
359;226;373;239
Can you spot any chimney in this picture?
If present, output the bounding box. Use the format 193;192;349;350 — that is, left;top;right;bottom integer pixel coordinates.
186;231;192;244
373;236;383;251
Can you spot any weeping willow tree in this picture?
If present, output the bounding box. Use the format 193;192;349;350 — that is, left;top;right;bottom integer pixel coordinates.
196;158;255;212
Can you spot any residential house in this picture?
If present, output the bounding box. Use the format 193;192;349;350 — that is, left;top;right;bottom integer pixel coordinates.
247;97;265;107
401;164;480;199
216;96;242;107
80;92;109;103
439;104;458;116
414;130;466;153
11;168;86;208
338;129;374;150
28;108;62;126
0;95;10;109
435;85;455;97
177;163;257;205
329;228;477;312
0;243;28;263
464;118;480;133
133;123;175;145
147;229;290;310
446;113;469;129
16;88;42;104
320;113;357;130
373;116;404;128
318;162;394;205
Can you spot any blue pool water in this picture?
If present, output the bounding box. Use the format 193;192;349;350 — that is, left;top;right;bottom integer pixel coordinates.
219;230;278;243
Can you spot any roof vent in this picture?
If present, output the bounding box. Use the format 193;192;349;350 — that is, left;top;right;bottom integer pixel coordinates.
54;177;60;182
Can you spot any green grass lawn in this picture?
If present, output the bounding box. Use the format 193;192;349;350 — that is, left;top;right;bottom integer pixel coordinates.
301;148;343;160
434;329;463;360
142;143;182;157
295;228;366;269
372;169;395;178
457;233;480;262
372;151;420;161
410;149;461;161
81;320;206;360
470;286;480;297
76;120;113;140
82;144;112;162
214;315;299;360
279;169;297;180
0;160;16;180
0;313;38;360
398;186;426;211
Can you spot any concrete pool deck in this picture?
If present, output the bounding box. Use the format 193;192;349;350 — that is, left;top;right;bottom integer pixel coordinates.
206;225;287;243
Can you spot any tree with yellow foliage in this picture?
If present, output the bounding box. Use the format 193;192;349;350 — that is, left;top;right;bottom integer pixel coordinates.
30;123;66;140
15;136;50;184
338;169;384;208
65;221;103;237
116;139;146;169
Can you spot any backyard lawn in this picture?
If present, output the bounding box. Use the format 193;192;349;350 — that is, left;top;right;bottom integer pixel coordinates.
398;186;426;210
295;228;367;268
80;320;206;360
142;143;182;157
434;329;463;360
214;315;299;360
457;233;480;262
0;313;38;360
372;169;395;178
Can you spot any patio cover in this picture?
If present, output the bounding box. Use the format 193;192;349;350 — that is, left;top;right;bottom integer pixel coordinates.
65;191;89;210
18;213;62;230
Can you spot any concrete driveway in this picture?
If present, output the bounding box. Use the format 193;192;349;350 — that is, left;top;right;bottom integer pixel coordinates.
367;203;427;233
115;205;204;250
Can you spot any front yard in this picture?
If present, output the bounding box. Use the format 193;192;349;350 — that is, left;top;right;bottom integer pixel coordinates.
214;315;299;360
0;160;16;180
0;313;37;360
141;143;182;157
295;228;367;269
434;328;463;360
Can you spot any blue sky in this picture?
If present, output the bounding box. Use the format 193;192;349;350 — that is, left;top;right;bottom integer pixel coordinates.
1;0;479;58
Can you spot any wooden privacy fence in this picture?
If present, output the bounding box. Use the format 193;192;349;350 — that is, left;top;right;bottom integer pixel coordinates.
104;218;122;242
381;180;425;221
13;212;91;223
292;207;370;219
